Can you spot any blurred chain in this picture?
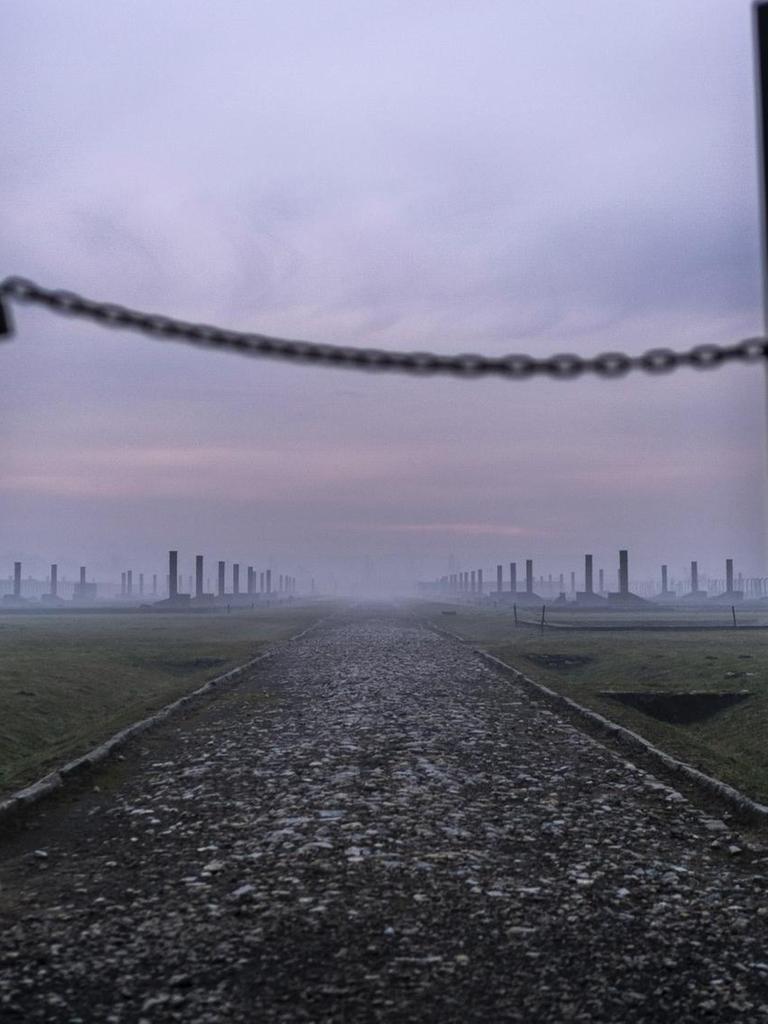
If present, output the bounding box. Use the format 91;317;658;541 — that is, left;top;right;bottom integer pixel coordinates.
1;275;767;380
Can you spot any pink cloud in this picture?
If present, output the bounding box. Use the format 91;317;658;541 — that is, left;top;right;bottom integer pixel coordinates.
351;521;543;537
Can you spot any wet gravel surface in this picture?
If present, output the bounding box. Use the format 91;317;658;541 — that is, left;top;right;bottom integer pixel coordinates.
1;616;768;1022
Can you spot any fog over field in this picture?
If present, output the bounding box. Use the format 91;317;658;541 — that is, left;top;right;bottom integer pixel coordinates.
1;1;765;595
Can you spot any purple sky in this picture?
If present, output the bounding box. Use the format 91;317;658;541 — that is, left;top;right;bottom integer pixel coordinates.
1;0;766;594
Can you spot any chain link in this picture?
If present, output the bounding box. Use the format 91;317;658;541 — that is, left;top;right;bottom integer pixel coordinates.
2;275;767;380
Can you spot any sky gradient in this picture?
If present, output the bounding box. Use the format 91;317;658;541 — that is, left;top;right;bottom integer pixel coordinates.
1;0;766;594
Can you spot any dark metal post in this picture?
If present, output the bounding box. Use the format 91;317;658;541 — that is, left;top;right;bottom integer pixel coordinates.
13;562;21;598
510;562;517;593
233;563;240;596
661;564;668;593
50;563;58;597
195;555;203;598
691;560;698;592
218;561;225;597
496;564;503;593
754;5;768;575
0;294;13;338
726;558;734;592
525;559;533;594
755;3;768;312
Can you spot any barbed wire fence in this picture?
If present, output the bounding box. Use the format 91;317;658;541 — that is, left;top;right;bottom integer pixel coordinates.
1;275;767;381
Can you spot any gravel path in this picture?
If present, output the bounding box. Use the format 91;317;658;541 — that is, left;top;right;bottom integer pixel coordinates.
1;616;767;1022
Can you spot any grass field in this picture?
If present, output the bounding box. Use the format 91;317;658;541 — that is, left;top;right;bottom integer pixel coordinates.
417;602;768;804
0;605;323;796
6;600;768;808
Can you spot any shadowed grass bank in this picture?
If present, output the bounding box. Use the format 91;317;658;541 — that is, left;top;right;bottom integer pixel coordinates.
0;606;324;796
416;602;768;804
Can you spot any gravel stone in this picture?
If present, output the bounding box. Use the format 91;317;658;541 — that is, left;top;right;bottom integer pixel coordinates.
0;616;767;1022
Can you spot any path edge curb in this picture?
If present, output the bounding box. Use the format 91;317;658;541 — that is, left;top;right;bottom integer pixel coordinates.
0;619;321;824
481;648;768;823
427;623;768;824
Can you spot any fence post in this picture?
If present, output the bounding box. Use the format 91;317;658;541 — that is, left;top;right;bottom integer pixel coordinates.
513;603;518;626
732;604;737;629
540;604;546;632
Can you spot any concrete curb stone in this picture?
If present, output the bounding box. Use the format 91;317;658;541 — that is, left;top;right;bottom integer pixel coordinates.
0;618;322;823
427;622;768;825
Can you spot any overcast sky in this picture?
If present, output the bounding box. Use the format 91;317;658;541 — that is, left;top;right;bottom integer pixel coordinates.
1;0;766;594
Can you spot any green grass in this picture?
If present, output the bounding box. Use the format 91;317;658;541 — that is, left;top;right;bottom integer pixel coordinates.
8;599;767;808
0;605;322;795
416;602;768;804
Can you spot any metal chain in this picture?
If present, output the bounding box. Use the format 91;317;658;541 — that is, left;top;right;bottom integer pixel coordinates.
2;274;767;380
